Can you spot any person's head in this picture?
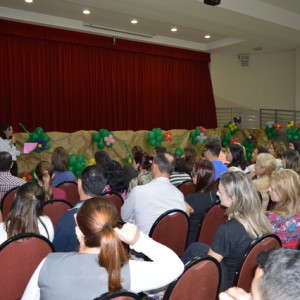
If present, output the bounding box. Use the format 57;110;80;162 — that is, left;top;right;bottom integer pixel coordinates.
104;161;126;194
255;153;277;177
79;165;107;199
282;149;300;170
251;146;268;163
5;182;45;238
152;152;175;178
0;124;13;139
268;141;286;159
192;160;215;193
217;171;272;238
94;151;112;168
227;143;248;170
0;151;13;172
204;139;221;160
51;147;69;171
251;248;300;300
268;169;300;217
184;146;197;171
76;197;129;291
154;146;167;156
35;161;54;201
133;151;152;172
131;145;143;157
174;156;190;174
288;140;300;152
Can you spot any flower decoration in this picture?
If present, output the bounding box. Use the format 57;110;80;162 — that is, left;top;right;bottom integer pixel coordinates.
68;154;88;178
287;121;300;140
243;134;256;162
175;137;184;156
123;142;132;164
265;121;278;139
147;128;164;147
88;158;96;165
246;134;256;144
273;123;283;132
20;171;32;182
163;131;172;142
19;123;51;153
221;132;233;148
224;121;239;134
233;116;242;124
190;126;207;144
93;129;114;149
230;137;239;144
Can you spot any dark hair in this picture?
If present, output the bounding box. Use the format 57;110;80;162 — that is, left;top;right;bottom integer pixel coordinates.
51;147;69;171
104;161;126;193
153;152;175;175
192;160;215;192
94;151;112;168
0;124;12;139
76;197;129;291
228;143;248;170
205;139;221;156
131;145;143;156
155;146;167;155
289;140;300;152
184;146;197;173
282;150;300;171
133;151;152;171
80;165;107;197
174;156;190;174
257;146;268;154
0;151;12;171
257;248;300;300
5;182;45;238
35;161;54;201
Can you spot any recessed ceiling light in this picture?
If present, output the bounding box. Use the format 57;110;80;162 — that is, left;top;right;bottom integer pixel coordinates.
83;9;90;15
171;27;178;32
131;19;138;24
25;0;33;3
205;35;211;39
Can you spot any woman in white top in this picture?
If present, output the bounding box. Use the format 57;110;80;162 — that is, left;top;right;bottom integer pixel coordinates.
22;197;184;300
226;143;250;174
0;182;54;244
0;124;21;176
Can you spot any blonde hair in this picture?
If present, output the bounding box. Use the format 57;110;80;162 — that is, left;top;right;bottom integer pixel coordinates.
220;172;272;239
35;161;54;201
256;153;277;176
270;169;300;217
270;141;286;159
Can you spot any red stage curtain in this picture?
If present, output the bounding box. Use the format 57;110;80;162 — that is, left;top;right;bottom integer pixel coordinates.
0;19;216;132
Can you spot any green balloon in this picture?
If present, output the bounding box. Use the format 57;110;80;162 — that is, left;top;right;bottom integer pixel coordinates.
68;155;77;165
35;127;44;136
97;139;105;149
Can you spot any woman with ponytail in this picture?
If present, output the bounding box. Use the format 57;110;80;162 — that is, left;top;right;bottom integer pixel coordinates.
35;161;67;201
22;197;184;300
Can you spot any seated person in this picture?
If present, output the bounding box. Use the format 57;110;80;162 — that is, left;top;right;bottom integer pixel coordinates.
181;172;272;291
0;182;54;243
22;198;184;300
51;147;76;186
169;155;191;187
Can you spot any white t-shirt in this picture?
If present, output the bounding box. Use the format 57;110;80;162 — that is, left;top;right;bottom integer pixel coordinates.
0;215;54;244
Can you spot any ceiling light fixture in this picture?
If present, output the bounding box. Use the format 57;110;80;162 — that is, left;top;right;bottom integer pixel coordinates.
83;9;90;15
171;27;178;32
205;35;211;39
25;0;33;3
131;19;138;24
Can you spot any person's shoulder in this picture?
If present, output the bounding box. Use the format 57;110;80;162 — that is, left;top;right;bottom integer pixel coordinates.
56;206;79;226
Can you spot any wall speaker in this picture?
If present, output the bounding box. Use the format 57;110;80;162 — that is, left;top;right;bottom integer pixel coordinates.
204;0;221;6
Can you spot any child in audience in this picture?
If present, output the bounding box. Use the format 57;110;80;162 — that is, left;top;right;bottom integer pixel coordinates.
51;147;76;186
35;161;67;201
22;197;184;299
0;182;54;243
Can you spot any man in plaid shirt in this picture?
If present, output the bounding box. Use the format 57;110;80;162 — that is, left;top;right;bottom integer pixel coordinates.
0;151;26;204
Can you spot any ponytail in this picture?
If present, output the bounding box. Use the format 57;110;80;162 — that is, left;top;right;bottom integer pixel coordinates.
35;161;54;201
99;226;129;291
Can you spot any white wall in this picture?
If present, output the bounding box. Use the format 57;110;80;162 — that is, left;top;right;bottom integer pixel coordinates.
210;50;296;110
